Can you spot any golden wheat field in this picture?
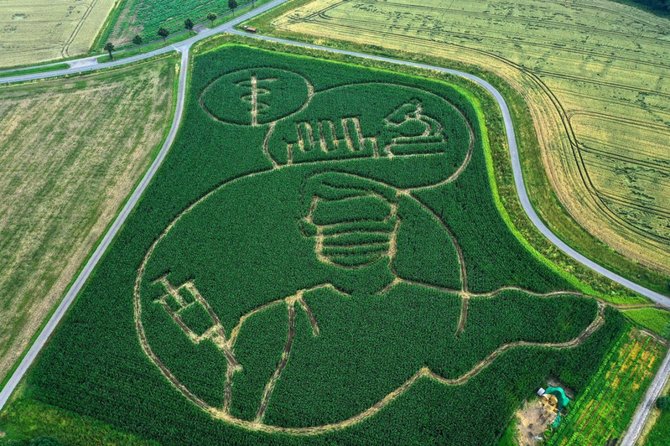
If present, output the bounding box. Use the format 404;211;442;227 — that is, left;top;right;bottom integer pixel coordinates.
0;0;115;67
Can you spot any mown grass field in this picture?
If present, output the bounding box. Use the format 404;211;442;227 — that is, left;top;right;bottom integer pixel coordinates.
0;54;177;386
0;0;116;68
0;44;626;446
544;327;664;445
259;0;670;295
99;0;255;45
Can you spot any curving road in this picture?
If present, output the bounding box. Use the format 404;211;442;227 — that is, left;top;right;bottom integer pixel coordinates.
0;0;667;442
229;29;670;309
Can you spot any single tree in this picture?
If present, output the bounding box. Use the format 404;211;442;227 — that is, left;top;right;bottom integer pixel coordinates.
228;0;238;16
184;18;194;32
158;27;170;41
132;34;143;45
104;42;115;60
658;396;670;411
207;12;217;25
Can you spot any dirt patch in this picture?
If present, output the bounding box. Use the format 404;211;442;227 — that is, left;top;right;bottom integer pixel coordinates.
515;398;557;446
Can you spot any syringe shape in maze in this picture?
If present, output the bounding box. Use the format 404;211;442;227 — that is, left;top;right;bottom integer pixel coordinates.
237;75;277;126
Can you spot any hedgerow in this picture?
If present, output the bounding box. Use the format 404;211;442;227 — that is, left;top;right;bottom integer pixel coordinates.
6;44;627;446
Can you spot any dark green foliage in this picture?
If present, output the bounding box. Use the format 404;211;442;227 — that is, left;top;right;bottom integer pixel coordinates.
13;45;626;446
623;0;670;13
184;18;194;31
658;396;670;411
103;42;115;60
157;27;169;41
132;35;143;45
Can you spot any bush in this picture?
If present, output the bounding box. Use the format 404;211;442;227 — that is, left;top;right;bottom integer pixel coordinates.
657;396;670;411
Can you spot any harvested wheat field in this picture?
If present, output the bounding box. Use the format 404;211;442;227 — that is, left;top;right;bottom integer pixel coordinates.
0;0;115;68
0;54;177;384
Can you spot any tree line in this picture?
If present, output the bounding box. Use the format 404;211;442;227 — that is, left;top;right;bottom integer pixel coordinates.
104;0;246;60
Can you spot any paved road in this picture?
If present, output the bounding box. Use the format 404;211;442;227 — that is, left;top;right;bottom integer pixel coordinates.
0;1;667;441
620;348;670;446
0;0;289;86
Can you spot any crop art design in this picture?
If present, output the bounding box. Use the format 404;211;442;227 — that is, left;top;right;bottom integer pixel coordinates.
134;67;602;434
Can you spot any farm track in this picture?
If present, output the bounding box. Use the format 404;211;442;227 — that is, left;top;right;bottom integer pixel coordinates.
0;0;668;442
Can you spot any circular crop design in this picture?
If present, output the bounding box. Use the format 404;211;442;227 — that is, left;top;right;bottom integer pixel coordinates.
199;68;312;126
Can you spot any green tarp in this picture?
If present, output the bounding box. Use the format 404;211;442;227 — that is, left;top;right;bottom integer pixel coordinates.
546;386;570;410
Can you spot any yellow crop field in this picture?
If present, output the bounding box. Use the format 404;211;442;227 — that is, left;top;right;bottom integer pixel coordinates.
0;0;116;68
265;0;670;289
0;54;177;383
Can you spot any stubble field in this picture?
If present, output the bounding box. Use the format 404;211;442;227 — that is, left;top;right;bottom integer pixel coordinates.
0;54;177;386
0;0;116;67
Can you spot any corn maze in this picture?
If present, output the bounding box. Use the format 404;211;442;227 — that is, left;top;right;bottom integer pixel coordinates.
267;0;670;292
4;45;627;445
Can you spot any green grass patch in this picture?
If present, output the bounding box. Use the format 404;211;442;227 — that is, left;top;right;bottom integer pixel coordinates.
0;397;155;446
0;64;69;79
646;403;670;445
623;307;670;339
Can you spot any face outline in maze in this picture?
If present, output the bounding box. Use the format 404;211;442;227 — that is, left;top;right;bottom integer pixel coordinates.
134;67;600;434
